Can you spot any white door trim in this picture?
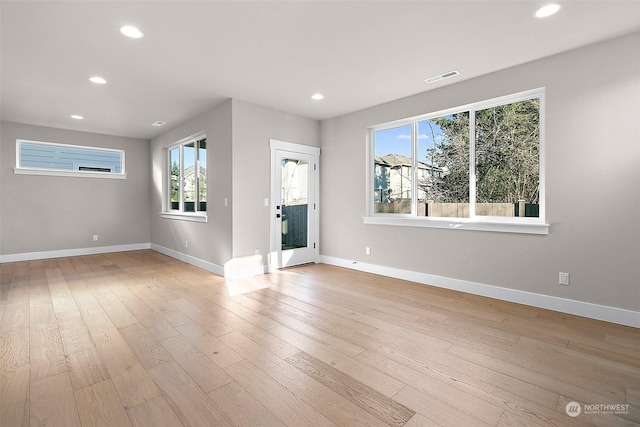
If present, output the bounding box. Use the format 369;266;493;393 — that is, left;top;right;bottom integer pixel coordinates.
269;139;320;272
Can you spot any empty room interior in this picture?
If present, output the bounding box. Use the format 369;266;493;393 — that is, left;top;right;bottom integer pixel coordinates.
1;1;639;426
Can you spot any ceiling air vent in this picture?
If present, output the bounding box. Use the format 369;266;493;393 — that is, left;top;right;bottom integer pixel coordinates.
425;70;460;83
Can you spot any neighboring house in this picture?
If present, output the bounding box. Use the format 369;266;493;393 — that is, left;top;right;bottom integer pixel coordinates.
183;164;207;202
374;153;444;202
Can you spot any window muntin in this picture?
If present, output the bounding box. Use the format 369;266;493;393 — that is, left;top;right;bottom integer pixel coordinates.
16;139;125;178
417;112;470;218
168;136;206;214
370;89;543;224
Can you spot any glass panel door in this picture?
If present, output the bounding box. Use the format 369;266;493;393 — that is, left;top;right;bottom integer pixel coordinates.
273;149;316;268
281;157;309;251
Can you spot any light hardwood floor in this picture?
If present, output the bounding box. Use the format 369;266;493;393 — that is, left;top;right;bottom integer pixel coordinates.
1;250;638;426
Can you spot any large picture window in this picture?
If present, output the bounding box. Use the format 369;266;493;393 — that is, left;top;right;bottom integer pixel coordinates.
168;135;207;214
370;89;545;232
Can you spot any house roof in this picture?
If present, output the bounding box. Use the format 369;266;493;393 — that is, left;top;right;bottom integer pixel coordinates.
377;154;441;171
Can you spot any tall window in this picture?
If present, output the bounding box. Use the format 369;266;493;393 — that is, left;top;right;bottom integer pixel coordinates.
371;89;543;224
169;136;206;213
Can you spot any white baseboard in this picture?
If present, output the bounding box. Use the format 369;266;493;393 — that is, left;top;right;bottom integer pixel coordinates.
0;243;151;263
319;255;640;328
150;244;224;276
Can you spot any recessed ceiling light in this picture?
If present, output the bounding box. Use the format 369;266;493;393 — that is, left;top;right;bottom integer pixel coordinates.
425;70;460;83
152;121;166;127
311;93;324;100
89;76;107;84
70;115;84;120
120;25;144;39
535;4;561;18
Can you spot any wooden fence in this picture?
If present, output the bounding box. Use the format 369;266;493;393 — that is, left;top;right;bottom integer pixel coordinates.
375;201;538;217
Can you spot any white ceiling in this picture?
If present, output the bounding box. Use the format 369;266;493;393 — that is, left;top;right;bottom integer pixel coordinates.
2;1;640;140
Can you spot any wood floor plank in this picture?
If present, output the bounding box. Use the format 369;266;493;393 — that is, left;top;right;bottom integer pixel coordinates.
29;325;67;381
394;385;497;427
496;409;547;427
175;322;244;368
220;331;392;427
446;344;627;409
267;296;379;336
46;268;77;314
403;413;446;427
268;324;406;397
119;322;173;369
286;350;415;426
605;330;640;350
30;372;82;427
161;334;233;393
208;381;287;427
126;396;184;427
0;328;30;427
119;295;155;316
210;298;282;330
266;312;366;357
65;347;110;390
170;297;236;336
74;379;132;427
354;349;572;427
147;361;234;427
159;308;193;328
97;293;138;328
135;310;180;341
87;316;161;407
627;388;640;406
0;302;30;332
223;358;338;427
59;325;94;355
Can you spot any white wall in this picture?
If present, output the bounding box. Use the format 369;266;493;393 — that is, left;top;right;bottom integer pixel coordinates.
0;121;151;257
148;99;320;271
149;101;233;271
231;99;320;259
319;32;640;314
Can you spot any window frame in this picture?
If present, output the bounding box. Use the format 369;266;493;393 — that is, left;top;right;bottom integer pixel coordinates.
161;133;207;222
14;139;126;179
366;88;548;235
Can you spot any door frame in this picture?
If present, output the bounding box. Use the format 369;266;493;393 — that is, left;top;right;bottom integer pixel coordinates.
269;139;320;272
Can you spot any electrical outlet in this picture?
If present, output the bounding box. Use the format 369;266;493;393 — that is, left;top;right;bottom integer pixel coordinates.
365;247;371;255
92;234;99;242
559;272;570;286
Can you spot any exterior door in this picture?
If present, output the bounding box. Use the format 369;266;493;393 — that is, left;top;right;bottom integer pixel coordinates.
270;140;319;270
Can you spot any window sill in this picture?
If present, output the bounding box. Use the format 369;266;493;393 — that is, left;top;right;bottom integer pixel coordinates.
14;167;126;179
363;216;549;235
160;212;208;223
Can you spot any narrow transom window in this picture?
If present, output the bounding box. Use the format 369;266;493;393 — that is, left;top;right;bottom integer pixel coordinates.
15;139;125;179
